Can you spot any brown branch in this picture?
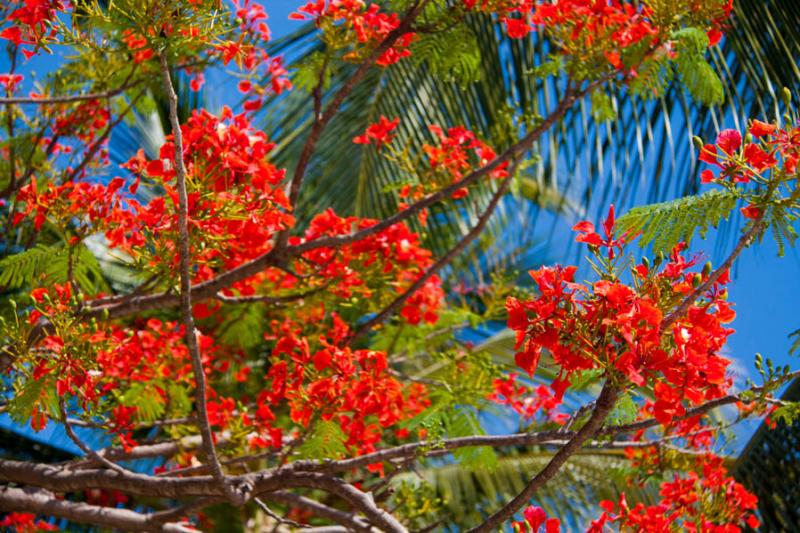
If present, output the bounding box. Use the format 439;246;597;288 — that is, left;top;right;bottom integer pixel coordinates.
0;457;222;498
263;474;407;533
254;496;311;529
158;51;232;501
267;491;371;533
59;398;132;475
347;170;514;345
215;282;329;305
0;486;195;532
468;381;619;533
0;79;143;105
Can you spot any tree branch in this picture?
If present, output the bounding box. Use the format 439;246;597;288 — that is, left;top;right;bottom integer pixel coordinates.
266;491;371;532
275;0;431;250
0;486;197;532
158;50;233;502
468;381;619;533
0;79;143;105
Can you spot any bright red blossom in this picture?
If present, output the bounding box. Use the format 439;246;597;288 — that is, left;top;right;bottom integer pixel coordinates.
353;116;400;148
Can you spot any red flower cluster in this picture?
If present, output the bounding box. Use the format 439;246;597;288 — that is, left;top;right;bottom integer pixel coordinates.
590;453;759;532
0;0;67;57
534;0;657;67
0;512;58;533
290;208;444;325
118;108;293;284
423;124;508;199
506;214;736;425
253;315;430;457
354;115;400;148
13;176;134;233
572;204;624;258
121;30;154;64
700;118;799;183
291;1;415;66
0;72;24;93
489;373;569;424
512;505;561;533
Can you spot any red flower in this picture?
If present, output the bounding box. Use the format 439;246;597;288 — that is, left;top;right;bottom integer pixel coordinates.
716;129;742;155
572;205;624;258
743;143;777;172
749;119;776;138
513;506;561;532
353;116;400;148
740;204;760;219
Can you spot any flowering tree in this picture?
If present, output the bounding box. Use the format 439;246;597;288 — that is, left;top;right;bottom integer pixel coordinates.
0;0;798;531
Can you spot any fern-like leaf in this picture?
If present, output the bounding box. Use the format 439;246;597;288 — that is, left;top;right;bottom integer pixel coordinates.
672;28;724;106
411;25;482;86
0;245;55;289
616;189;738;253
299;420;348;460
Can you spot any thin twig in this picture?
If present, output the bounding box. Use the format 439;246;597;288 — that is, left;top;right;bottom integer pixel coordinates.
58;398;133;475
158;50;234;502
254;496;311;529
0;78;143;105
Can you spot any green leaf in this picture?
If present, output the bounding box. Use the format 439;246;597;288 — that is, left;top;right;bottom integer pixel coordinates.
411;25;482;86
7;378;48;427
590;90;616;123
119;382;165;423
298;420;348;460
616;189;738;253
0;245;57;289
448;409;497;471
608;393;638;425
672;28;724;106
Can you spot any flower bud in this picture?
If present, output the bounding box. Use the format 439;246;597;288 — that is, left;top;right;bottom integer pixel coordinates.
702;261;712;276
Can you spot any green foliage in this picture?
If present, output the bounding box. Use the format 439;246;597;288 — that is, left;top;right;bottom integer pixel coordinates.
770;401;800;426
590;90;616;123
616;189;738;253
607;393;639;426
292;51;334;93
298;420;348;460
672;28;724;106
390;480;448;530
216;303;268;352
0;245;56;289
119;382;165;423
789;328;800;356
411;25;482;86
448;409;498;471
6;378;48;426
765;203;799;257
0;243;108;294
